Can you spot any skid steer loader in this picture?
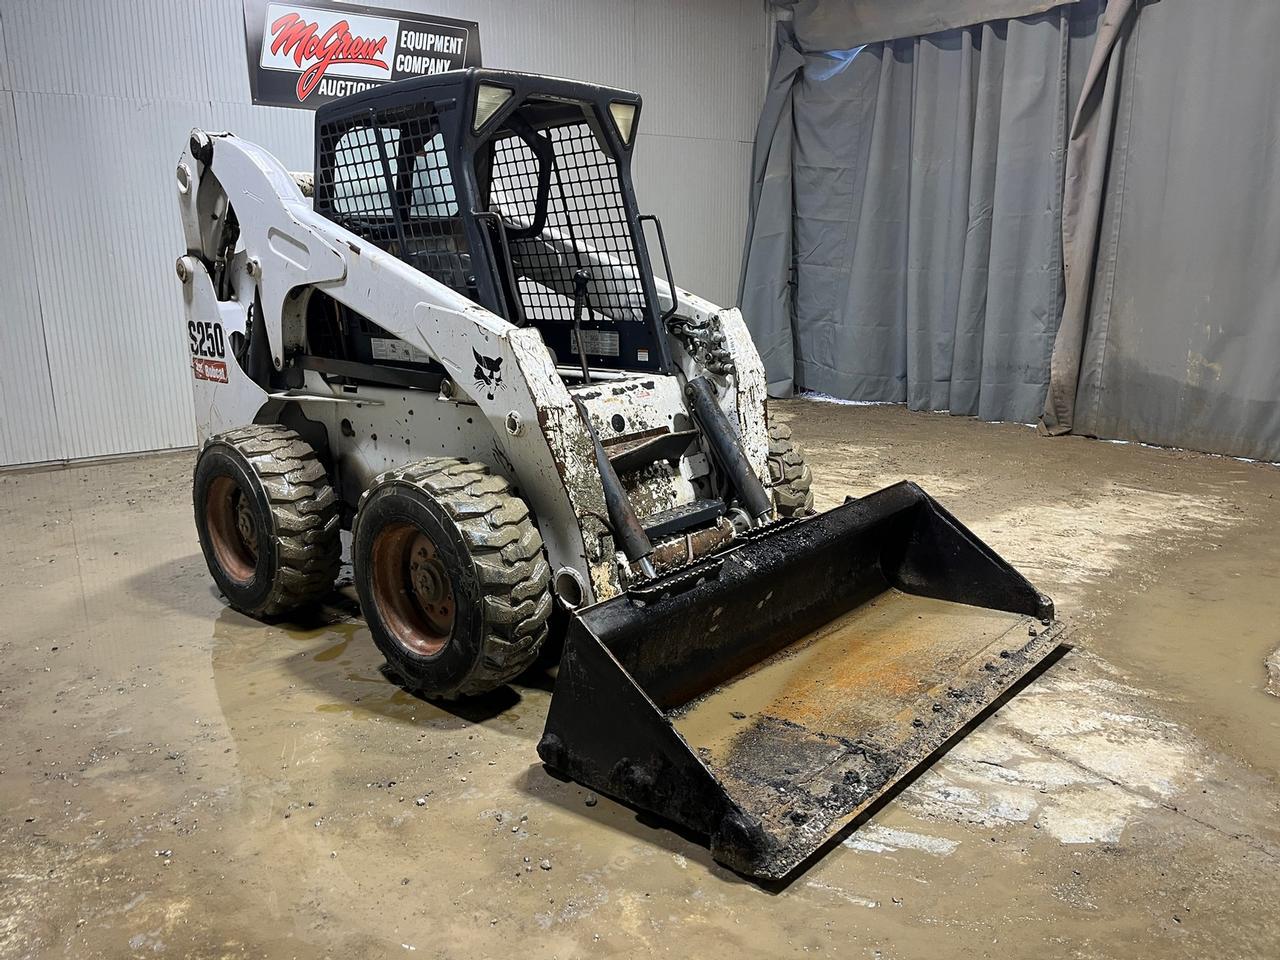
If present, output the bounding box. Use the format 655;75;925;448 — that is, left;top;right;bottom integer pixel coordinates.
174;68;1063;879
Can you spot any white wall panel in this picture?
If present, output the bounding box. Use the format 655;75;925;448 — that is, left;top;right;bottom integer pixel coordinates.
632;0;766;143
11;92;315;461
0;0;766;465
0;94;60;464
1;0;253;103
633;136;755;306
480;0;640;90
0;9;11;91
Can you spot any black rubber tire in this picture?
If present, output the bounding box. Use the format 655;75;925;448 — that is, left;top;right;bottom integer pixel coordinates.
352;458;553;699
193;425;341;619
766;421;816;518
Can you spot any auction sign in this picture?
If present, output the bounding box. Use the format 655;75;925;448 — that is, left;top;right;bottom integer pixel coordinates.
242;1;481;109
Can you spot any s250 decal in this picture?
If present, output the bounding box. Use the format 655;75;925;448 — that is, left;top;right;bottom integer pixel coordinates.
189;320;229;383
189;320;226;359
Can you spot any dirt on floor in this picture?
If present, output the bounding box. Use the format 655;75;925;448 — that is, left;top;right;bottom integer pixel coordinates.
2;399;1278;959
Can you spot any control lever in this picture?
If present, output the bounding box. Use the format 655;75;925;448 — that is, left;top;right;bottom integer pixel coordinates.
571;268;592;385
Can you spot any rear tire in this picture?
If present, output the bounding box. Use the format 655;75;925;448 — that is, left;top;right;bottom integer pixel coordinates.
193;425;341;619
766;421;816;518
352;458;552;699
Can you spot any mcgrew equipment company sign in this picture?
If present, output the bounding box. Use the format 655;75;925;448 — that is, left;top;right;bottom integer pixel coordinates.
242;1;481;108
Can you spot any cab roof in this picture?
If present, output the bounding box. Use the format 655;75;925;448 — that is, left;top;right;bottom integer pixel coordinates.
315;67;641;129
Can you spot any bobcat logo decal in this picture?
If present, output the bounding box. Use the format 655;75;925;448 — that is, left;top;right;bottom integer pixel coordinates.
473;349;505;400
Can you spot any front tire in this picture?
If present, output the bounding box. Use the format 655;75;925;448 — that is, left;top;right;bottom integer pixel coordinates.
766;421;816;518
352;458;552;699
193;425;341;619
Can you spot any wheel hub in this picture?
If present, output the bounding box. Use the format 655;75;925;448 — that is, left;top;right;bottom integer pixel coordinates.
205;475;259;586
370;523;457;658
235;492;259;557
408;538;454;635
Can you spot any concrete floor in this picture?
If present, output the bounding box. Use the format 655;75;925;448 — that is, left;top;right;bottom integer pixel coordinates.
2;399;1279;959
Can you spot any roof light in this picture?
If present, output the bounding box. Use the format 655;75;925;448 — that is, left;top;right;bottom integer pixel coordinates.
608;101;637;145
474;84;513;131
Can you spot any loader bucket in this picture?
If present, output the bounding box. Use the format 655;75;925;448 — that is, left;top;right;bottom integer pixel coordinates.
537;481;1065;879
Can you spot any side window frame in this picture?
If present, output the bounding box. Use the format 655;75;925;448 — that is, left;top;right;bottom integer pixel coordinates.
328;124;401;222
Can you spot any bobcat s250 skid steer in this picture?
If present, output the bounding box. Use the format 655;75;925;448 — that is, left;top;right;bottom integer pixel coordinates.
174;68;1064;879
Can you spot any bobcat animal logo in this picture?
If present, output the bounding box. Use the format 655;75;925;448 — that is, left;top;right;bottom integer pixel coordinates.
473;348;504;399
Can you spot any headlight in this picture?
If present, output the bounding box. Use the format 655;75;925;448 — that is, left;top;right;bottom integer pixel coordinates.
474;83;513;131
608;101;638;145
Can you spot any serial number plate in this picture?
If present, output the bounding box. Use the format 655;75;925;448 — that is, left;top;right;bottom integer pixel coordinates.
371;337;432;365
570;329;621;357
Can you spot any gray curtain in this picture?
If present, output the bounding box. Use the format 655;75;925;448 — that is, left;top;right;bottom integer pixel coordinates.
743;3;1102;420
741;23;807;396
785;0;1079;50
1043;0;1280;461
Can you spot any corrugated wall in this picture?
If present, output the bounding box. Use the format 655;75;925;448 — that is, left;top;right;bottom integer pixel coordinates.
0;6;60;466
0;0;766;466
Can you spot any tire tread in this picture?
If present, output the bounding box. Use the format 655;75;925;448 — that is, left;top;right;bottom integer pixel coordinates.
766;421;816;517
359;458;552;697
201;424;341;618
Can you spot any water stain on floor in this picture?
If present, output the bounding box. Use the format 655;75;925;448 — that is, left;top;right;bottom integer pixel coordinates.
901;651;1202;844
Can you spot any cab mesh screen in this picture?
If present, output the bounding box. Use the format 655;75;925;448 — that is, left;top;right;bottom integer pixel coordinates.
489;122;649;327
315;105;471;295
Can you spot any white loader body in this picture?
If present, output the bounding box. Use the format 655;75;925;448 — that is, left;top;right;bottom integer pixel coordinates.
175;128;770;605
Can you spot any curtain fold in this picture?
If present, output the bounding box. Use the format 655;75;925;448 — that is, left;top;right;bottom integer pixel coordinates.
1040;0;1138;435
739;22;807;395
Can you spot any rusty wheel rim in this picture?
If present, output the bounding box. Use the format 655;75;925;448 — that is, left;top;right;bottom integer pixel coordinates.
206;475;259;586
370;522;456;657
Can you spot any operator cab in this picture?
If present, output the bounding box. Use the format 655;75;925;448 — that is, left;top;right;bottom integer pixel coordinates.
309;68;674;385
